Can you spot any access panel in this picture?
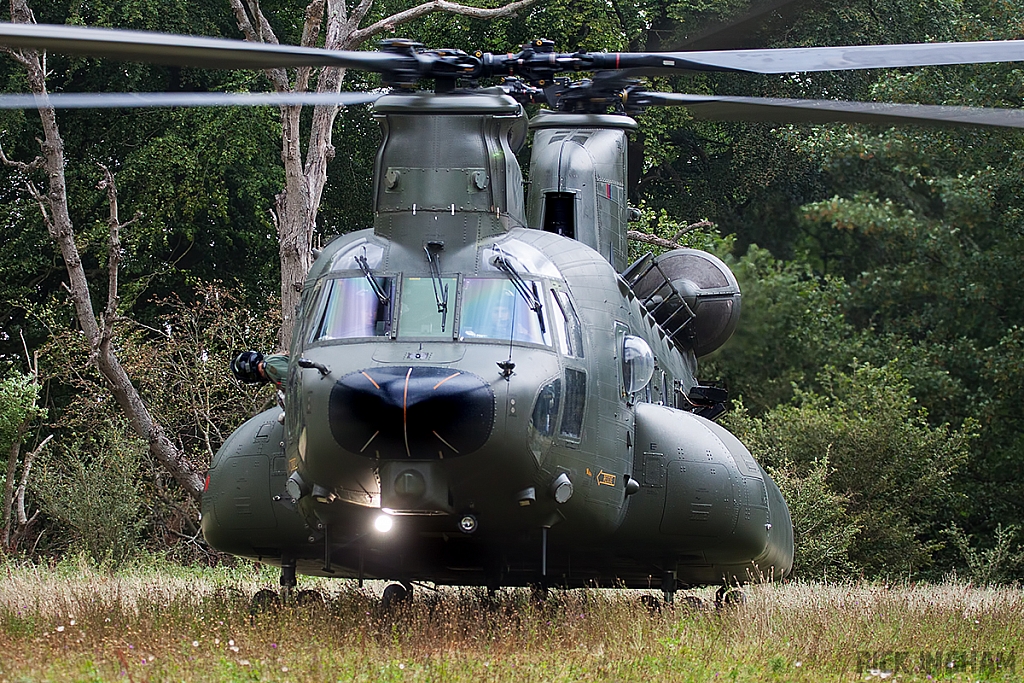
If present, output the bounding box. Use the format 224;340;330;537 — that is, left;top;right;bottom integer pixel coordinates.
660;459;739;537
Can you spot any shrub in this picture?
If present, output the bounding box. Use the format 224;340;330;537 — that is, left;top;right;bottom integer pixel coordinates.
768;456;860;580
945;523;1024;585
32;423;146;568
730;362;973;578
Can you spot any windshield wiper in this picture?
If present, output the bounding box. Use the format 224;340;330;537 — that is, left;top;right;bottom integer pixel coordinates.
491;249;546;333
424;241;449;332
355;248;390;305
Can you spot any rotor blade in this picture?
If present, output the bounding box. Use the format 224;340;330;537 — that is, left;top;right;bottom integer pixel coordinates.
0;23;409;71
641;92;1024;129
606;40;1024;74
0;90;384;110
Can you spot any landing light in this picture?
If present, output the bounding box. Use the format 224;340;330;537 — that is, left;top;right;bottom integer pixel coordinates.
458;514;478;534
374;513;394;533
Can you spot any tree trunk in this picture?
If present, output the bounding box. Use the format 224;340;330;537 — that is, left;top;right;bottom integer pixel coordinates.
3;0;205;502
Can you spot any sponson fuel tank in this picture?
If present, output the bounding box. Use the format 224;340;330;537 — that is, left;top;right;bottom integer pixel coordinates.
613;403;794;585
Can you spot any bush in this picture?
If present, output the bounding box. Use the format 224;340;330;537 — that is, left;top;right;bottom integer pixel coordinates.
32;425;146;568
729;362;973;578
945;523;1024;585
0;371;43;455
768;456;860;580
33;283;280;563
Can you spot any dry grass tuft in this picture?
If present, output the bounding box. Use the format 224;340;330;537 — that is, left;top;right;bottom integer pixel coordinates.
0;558;1021;681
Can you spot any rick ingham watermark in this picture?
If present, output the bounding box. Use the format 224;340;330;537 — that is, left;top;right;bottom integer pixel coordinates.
856;649;1017;677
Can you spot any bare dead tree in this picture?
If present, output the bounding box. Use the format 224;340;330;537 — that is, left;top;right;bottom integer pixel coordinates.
1;0;204;503
228;0;540;347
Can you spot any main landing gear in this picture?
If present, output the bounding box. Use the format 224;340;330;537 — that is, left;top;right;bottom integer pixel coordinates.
715;584;746;607
248;558;417;615
639;577;745;613
249;558;326;614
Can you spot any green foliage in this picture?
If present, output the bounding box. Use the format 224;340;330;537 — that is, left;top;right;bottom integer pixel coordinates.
32;425;146;568
129;285;282;470
0;369;45;548
703;245;856;412
32;283;280;559
111;102;284;310
0;370;43;455
0;3;283;360
777;2;1024;565
945;524;1024;586
732;363;973;578
768;458;860;581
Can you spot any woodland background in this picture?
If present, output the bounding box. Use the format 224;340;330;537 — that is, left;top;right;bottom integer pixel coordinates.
1;0;1023;582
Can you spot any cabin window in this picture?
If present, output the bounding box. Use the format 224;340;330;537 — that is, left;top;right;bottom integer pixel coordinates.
531;378;562;437
460;279;550;346
551;289;584;358
622;335;655;395
561;368;586;439
309;276;394;342
397;276;457;338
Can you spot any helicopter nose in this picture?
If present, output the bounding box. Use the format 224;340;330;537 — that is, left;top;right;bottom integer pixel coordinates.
329;367;495;458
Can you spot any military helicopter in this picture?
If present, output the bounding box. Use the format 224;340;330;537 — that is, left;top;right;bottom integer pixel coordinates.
4;19;1024;608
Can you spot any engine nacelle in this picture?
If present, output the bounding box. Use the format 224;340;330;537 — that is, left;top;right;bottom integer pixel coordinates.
625;248;741;357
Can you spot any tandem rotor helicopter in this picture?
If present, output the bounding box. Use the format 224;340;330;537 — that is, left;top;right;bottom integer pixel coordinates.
4;14;1024;608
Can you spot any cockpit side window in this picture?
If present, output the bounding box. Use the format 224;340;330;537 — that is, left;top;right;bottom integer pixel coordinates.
551;289;584;358
460;279;550;346
309;276;394;342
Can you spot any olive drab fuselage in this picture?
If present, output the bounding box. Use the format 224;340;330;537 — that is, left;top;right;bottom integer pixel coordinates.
201;89;794;590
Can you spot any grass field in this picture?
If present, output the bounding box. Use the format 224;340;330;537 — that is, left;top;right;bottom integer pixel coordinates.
0;558;1020;682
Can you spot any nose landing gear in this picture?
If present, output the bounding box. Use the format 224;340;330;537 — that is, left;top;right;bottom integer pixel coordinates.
381;582;414;611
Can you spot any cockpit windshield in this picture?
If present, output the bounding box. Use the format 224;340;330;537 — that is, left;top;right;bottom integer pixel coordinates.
309;274;558;347
398;277;458;338
309;277;394;342
460;278;550;346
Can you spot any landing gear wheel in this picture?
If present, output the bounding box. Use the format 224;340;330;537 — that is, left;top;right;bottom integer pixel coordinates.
381;583;411;611
640;594;661;613
715;585;746;608
294;589;327;609
681;595;708;611
250;588;281;615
